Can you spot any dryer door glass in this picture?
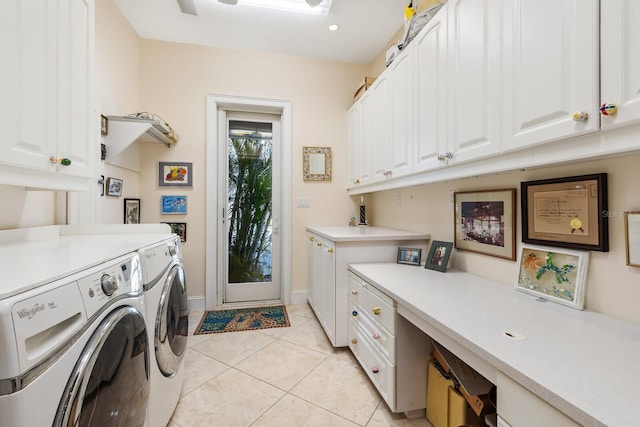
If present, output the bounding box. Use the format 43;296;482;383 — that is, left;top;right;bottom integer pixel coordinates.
54;306;149;427
155;264;188;376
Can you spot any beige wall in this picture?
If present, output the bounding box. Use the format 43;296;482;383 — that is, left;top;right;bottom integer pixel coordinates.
135;40;368;299
369;154;640;324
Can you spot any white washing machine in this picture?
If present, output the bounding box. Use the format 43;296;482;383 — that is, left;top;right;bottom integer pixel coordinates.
0;252;149;427
138;236;188;427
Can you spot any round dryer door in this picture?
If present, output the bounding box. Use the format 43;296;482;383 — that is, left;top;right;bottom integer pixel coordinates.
54;306;149;427
155;263;188;377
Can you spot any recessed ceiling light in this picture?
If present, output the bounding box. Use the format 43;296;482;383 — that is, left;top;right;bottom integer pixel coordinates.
328;24;339;31
238;0;332;16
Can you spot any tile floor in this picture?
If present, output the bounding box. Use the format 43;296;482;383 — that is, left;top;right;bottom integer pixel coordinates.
168;304;434;427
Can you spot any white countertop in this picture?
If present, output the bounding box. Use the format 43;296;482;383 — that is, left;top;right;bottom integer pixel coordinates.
0;225;173;300
307;225;430;242
348;262;640;427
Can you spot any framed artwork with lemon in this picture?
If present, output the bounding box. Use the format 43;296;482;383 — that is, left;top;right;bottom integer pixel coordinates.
158;162;193;188
521;173;608;252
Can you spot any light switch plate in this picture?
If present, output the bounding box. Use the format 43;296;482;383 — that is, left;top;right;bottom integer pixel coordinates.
296;197;311;208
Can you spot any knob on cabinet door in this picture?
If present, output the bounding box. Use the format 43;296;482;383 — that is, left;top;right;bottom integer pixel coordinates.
572;110;589;122
351;338;358;344
372;307;381;315
600;103;617;116
50;156;72;166
437;151;453;162
327;248;333;253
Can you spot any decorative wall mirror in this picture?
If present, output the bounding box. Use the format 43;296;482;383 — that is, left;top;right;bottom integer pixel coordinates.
303;146;332;182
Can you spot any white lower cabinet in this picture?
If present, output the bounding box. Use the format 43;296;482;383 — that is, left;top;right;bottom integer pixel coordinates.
348;272;431;415
497;372;580;427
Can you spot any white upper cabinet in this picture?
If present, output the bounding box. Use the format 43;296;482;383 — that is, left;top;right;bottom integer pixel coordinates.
347;102;363;188
600;0;640;130
414;6;448;173
0;0;95;191
388;49;415;179
502;0;599;152
357;90;374;186
446;0;502;164
368;74;392;182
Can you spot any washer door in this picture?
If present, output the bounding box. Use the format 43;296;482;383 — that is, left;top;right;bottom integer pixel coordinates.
155;263;188;377
54;306;149;427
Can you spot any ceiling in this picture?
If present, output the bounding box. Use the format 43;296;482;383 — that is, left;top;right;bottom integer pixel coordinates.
112;0;408;64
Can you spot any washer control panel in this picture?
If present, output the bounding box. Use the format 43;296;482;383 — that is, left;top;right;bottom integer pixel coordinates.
77;253;141;318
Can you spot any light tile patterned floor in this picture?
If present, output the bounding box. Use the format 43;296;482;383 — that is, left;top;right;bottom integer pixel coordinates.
168;304;434;427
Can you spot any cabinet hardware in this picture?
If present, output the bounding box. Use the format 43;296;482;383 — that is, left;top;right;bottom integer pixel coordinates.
49;156;72;166
372;307;381;315
351;290;358;295
437;151;453;161
572;110;589;121
372;366;379;374
352;310;358;317
327;248;334;253
351;338;358;344
308;236;314;242
600;103;617;115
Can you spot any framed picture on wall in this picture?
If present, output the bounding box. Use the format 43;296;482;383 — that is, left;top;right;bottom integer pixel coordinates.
162;222;187;242
106;177;123;197
124;198;141;224
161;195;187;214
158;162;193;187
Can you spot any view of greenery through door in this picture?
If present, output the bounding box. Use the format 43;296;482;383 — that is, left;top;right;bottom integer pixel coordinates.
227;120;273;284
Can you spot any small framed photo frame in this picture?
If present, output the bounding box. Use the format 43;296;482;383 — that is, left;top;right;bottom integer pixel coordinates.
161;195;187;214
454;188;516;260
124;198;141;224
101;114;108;135
106;177;123;197
624;212;640;267
425;241;453;272
515;244;590;310
397;247;422;266
162;222;187;242
521;173;609;252
159;162;193;187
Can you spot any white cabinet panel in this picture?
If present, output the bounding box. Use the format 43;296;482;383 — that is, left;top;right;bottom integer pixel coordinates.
369;75;391;182
388;50;414;178
502;0;599;151
347;103;362;188
601;0;640;129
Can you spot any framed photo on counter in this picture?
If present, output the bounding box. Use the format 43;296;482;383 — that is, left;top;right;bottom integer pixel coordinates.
425;241;453;273
397;247;422;266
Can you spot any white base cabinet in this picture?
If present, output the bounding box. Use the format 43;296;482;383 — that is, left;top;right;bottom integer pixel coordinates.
306;226;428;347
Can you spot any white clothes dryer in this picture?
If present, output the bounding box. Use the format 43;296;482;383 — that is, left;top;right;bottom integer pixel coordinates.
0;252;149;427
138;236;188;427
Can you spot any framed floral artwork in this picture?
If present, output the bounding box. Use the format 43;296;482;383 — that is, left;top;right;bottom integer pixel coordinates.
159;162;193;187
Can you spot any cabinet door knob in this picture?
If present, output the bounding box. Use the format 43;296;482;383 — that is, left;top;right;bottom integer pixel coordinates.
308;236;314;242
351;310;358;317
572;110;589;121
354;179;360;184
351;290;358;295
600;103;617;116
372;366;379;374
372;307;381;315
317;242;323;247
372;332;380;340
437;151;453;161
327;248;333;253
351;338;358;344
50;156;72;166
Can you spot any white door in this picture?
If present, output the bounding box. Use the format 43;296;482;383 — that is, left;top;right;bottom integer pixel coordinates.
502;0;599;152
601;0;640;130
219;111;281;303
389;49;414;178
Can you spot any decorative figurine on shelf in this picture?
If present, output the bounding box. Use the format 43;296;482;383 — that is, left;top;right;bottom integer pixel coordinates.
349;216;357;227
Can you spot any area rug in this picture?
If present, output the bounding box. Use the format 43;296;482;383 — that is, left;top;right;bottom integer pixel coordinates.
194;305;290;334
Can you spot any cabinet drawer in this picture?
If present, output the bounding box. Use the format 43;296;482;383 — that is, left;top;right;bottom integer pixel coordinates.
348;317;395;409
348;273;395;333
349;298;396;364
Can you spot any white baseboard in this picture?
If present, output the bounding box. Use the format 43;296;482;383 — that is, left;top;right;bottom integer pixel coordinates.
188;296;206;312
290;290;308;305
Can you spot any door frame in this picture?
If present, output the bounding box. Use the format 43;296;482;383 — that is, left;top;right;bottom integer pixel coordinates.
205;94;292;309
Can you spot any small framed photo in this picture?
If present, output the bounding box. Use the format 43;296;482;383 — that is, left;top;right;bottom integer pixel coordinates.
159;162;193;187
162;222;187;242
397;247;422;266
425;241;453;272
124;198;141;224
106;177;123;197
515;244;590;310
454;188;516;260
161;195;187;214
624;212;640;267
101;114;108;135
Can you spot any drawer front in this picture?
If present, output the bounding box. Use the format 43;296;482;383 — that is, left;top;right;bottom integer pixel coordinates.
348;273;395;333
348;317;395;409
349;298;396;364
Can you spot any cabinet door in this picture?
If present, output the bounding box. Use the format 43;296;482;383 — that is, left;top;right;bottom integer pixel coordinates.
601;0;640;129
414;6;448;172
502;0;599;152
358;91;374;185
0;0;58;171
56;0;95;178
388;49;414;178
447;0;502;164
315;238;336;344
369;75;392;182
347;102;362;188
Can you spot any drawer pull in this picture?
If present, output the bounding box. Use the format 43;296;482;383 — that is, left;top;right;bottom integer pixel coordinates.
351;310;358;317
308;236;314;242
351;338;358;344
372;307;381;315
317;242;323;247
371;332;380;340
327;248;333;253
351;290;358;295
372;366;379;374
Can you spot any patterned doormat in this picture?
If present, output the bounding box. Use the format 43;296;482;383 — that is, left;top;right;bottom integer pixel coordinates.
194;305;290;334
